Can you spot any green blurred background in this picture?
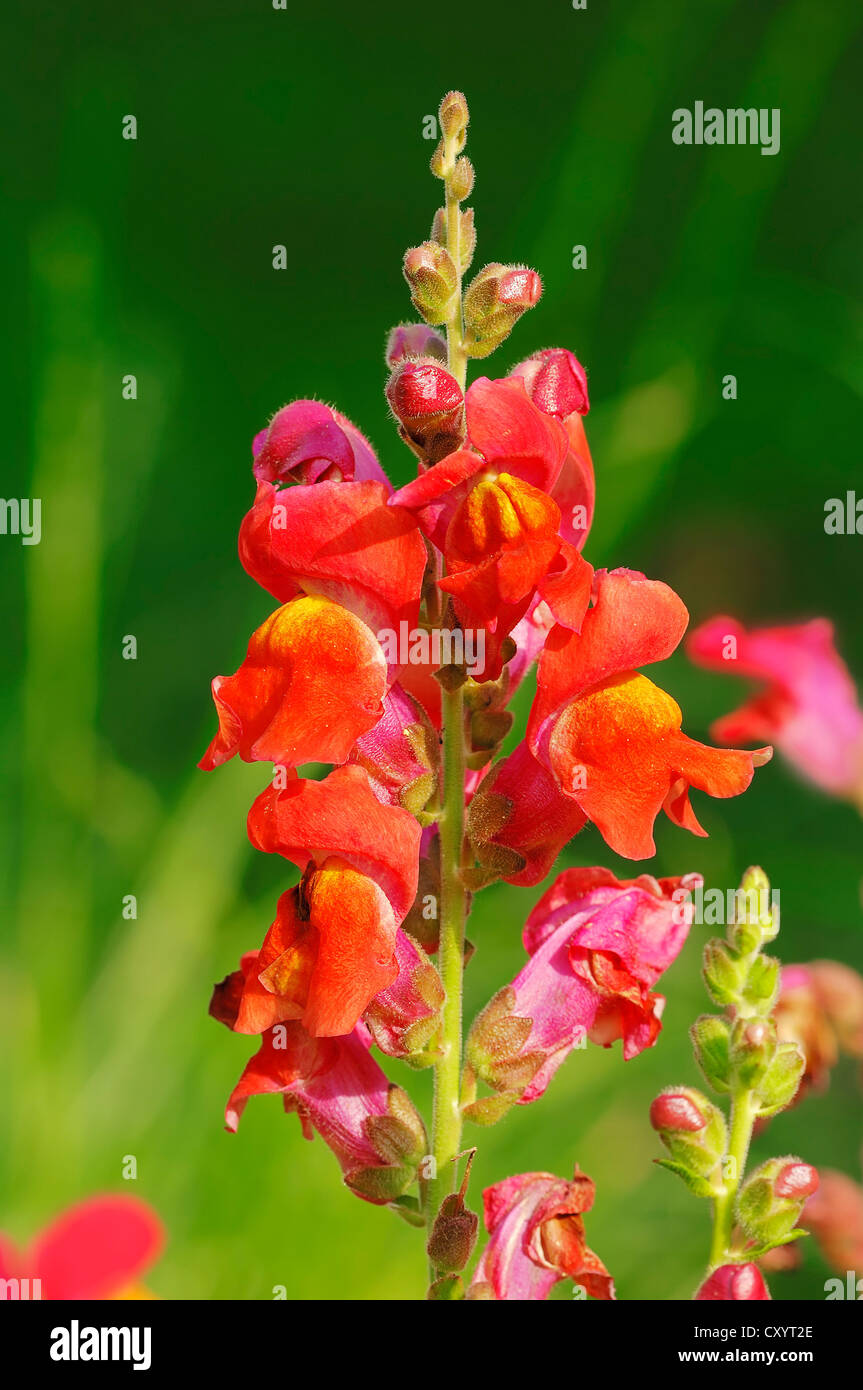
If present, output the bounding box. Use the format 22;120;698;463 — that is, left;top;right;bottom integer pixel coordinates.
2;0;862;1299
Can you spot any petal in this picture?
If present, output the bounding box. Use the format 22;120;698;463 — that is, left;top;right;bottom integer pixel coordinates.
31;1197;164;1300
247;765;421;922
473;1169;613;1301
530;568;689;749
199;595;387;771
546;672;765;859
301;858;400;1037
239;479;427;640
465;377;569;491
468;741;588;887
552;413;595;550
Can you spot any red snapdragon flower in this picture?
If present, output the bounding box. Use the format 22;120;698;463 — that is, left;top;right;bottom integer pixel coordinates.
528;568;771;858
216;767;420;1037
469;1169;614;1301
687;616;863;805
390;376;593;678
0;1197;163;1300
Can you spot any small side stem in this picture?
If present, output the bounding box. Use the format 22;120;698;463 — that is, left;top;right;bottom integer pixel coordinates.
709;1088;756;1268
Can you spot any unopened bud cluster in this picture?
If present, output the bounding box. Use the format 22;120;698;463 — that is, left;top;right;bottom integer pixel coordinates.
651;866;815;1280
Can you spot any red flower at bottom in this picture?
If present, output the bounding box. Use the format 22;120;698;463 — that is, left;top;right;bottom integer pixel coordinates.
0;1196;164;1300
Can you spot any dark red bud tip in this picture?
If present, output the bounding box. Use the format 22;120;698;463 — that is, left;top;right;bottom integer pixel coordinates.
695;1264;770;1301
650;1092;706;1133
498;267;542;309
512;348;590;417
775;1162;819;1200
386;360;463;426
386;323;447;368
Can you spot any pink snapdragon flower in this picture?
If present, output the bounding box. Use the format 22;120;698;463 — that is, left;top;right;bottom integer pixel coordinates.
467;867;700;1105
252;400;389;488
469;1169;614;1301
687;617;863;805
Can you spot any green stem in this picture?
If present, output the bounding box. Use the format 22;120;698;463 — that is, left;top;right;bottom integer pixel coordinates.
709;1087;756;1268
425;681;467;1266
423;123;469;1281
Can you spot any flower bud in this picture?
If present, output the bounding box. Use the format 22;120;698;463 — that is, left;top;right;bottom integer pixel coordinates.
427;1192;479;1273
385;322;447;368
729;865;777;953
431;206;476;273
730;1016;777;1088
463;263;542;359
650;1087;727;1178
753;1041;805;1116
403;242;458;325
450;156;474;201
690;1014;732;1093
741;953;780;1012
510;347;590;417
695;1263;770;1301
439;90;469;141
386;358;465;463
702;938;745;1007
735;1156;819;1247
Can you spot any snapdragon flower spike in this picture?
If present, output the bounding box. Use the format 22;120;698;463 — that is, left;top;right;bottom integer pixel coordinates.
509;348;595;549
468;1169;614;1301
466;868;699;1108
687;616;863;805
219;1019;427;1205
0;1197;164;1300
239;477;427;646
694;1264;770;1301
529;568;772;858
252;400;388;488
391;376;593;678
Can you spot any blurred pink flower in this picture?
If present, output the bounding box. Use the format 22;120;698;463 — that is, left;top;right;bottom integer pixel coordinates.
687;617;863;804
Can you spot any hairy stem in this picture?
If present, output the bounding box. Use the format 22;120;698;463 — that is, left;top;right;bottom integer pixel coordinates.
424;121;469;1281
709;1087;756;1268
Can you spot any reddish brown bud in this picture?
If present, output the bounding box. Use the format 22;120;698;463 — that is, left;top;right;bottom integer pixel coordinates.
386;358;465;463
